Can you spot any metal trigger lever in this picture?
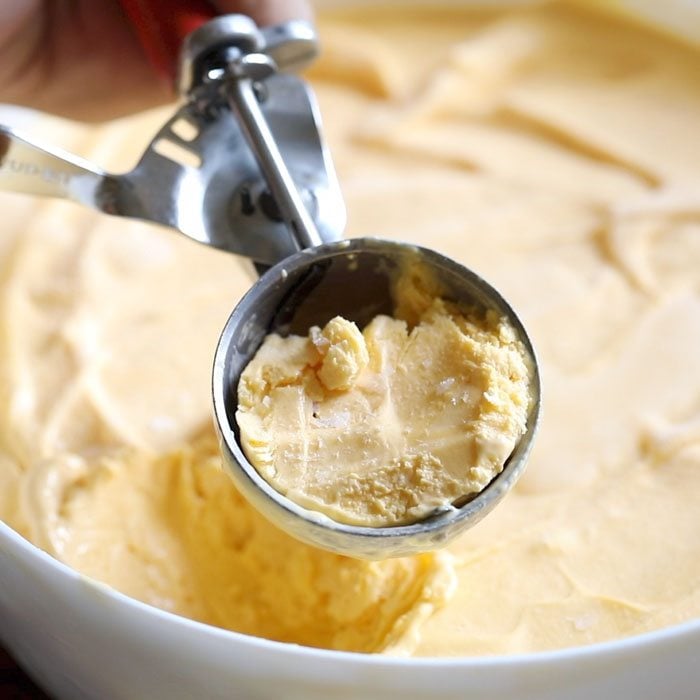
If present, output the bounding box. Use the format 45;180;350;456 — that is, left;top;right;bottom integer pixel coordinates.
225;55;323;251
174;10;327;252
0;5;344;265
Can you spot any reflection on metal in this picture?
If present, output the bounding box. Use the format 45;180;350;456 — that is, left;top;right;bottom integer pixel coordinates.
0;15;345;265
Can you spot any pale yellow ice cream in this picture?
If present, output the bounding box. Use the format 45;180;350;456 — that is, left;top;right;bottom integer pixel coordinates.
236;301;531;527
1;1;700;657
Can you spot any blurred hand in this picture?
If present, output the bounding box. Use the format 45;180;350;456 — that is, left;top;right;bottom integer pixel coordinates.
0;0;312;121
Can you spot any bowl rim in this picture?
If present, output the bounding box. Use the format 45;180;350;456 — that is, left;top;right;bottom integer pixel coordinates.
3;517;699;667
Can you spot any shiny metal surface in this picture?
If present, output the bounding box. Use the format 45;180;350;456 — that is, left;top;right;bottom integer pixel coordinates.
0;17;343;265
177;16;318;94
213;238;542;559
226;59;323;250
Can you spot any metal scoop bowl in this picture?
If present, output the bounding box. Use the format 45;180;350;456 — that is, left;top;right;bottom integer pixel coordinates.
213;237;541;559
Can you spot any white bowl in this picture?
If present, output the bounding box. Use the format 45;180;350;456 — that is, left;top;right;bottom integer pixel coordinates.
2;2;700;698
0;523;700;700
2;519;700;700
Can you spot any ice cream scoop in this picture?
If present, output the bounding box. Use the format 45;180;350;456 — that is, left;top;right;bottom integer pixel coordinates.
213;237;540;558
0;4;540;558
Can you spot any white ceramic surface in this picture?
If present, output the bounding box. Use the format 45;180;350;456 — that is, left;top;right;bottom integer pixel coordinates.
2;2;700;698
2;520;700;700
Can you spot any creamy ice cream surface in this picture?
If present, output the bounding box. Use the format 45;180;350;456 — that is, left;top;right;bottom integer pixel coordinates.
236;300;532;527
1;1;700;657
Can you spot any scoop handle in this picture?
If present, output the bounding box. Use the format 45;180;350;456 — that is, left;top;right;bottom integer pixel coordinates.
118;0;217;84
0;125;109;208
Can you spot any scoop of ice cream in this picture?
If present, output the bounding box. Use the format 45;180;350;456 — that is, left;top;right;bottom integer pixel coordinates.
236;300;532;527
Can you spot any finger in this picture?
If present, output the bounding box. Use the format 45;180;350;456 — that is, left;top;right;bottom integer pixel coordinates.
211;0;314;26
